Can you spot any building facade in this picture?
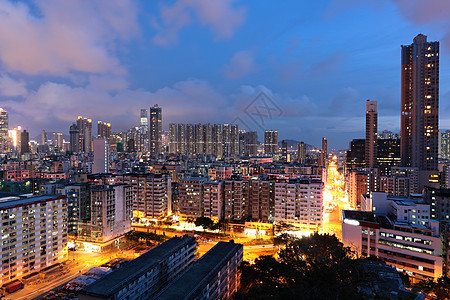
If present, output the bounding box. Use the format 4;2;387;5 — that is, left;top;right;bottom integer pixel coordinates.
400;34;439;170
0;194;68;285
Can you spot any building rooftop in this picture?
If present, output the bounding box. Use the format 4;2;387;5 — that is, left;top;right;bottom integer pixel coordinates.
155;241;243;300
79;236;195;298
180;177;208;181
0;193;65;209
343;210;376;223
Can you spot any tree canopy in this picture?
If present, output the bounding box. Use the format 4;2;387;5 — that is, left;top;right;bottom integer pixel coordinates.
236;233;392;300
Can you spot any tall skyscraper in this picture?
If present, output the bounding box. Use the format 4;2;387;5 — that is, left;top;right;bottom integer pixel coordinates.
41;129;47;145
169;123;178;154
204;123;213;155
298;141;306;164
140;109;148;134
186;124;195;154
222;124;231;157
77;116;93;153
69;124;79;153
177;124;186;154
401;34;439;170
213;124;223;158
264;130;278;154
97;121;111;139
93;139;110;174
319;137;327;167
230;124;239;155
440;130;450;160
20;130;29;155
365;100;378;168
0;108;8;151
195;123;204;154
243;131;258;156
150;104;162;155
281;140;288;162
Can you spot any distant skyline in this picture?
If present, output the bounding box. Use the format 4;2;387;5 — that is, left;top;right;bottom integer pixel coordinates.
1;0;450;149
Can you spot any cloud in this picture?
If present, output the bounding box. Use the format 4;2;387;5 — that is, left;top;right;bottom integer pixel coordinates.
88;75;129;92
224;50;257;78
390;0;450;50
0;74;27;97
309;51;345;78
152;0;246;46
0;0;139;76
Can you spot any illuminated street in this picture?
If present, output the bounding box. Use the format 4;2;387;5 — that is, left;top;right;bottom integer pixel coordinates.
7;249;135;300
321;156;350;240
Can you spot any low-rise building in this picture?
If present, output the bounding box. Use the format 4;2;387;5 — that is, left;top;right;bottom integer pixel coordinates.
155;241;243;300
79;236;197;300
342;194;443;281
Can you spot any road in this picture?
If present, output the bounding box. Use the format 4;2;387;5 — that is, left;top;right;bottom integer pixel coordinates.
7;250;129;300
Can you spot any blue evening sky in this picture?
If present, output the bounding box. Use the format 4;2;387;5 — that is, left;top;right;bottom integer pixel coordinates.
0;0;449;149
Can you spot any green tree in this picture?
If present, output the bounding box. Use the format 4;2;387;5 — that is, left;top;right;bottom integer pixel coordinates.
195;217;214;229
237;233;376;300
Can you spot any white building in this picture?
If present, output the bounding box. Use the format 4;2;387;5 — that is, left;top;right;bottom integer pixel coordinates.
0;194;68;285
342;193;443;281
274;178;323;232
93;138;109;174
77;184;133;248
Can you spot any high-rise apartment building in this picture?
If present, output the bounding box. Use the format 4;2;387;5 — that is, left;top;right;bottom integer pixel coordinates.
77;116;93;153
168;123;177;154
203;181;224;222
97;121;111;139
195;123;204;154
93;139;109;174
140;109;148;134
222;124;231;157
366;100;378;168
319;137;328;167
213;124;223;158
41;129;47;145
298;141;306;164
179;178;207;219
69;124;79;153
346;139;365;172
204;123;213;155
243;131;258;156
0;108;8;151
177;124;186;155
347;170;368;209
52;132;63;150
440;130;450;160
224;180;248;221
186;124;195;154
274;178;323;232
117;174;171;219
281;140;288;162
150;104;162;155
400;34;439;170
230;124;239;155
264;130;278;154
78;184;133;244
20;130;29;155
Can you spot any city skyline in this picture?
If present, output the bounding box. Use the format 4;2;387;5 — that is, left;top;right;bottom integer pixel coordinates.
0;1;450;149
